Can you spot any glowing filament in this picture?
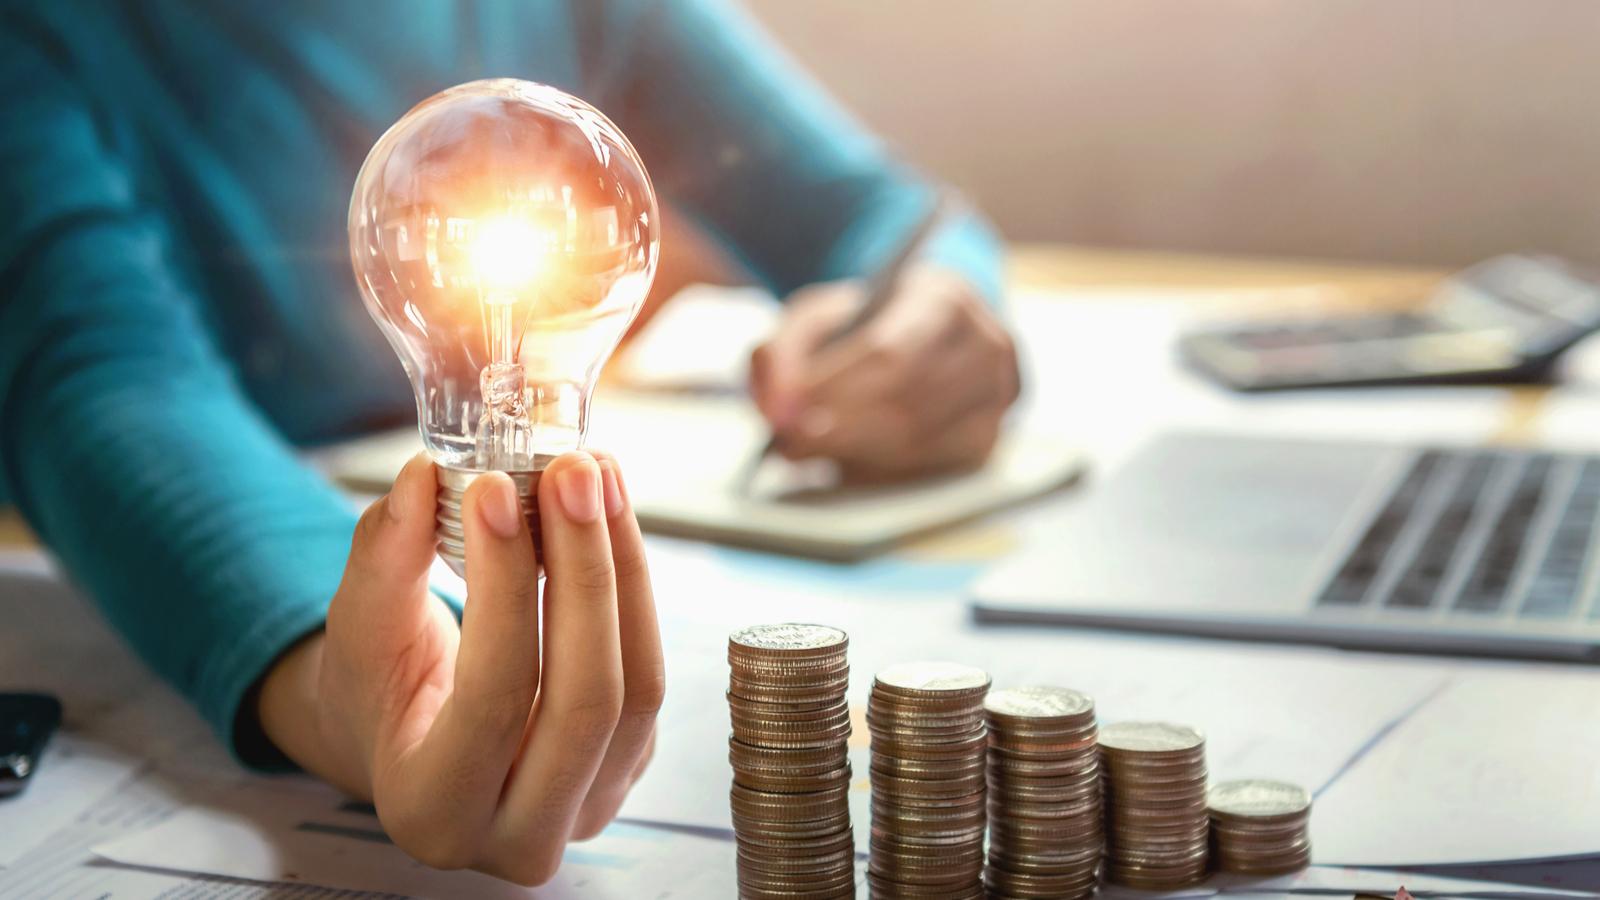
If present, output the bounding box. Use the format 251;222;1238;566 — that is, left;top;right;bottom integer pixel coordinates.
471;216;545;295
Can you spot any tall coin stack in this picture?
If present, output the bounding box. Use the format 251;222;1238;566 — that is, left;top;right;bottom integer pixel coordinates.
866;661;992;900
727;624;856;900
1099;721;1210;890
1208;779;1312;874
983;686;1104;900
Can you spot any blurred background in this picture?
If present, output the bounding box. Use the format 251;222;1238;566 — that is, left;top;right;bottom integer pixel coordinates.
746;0;1600;266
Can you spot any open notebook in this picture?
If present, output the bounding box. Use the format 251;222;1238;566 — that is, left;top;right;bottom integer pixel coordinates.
324;391;1086;561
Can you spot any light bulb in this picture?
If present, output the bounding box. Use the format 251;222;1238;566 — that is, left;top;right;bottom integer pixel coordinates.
349;79;658;574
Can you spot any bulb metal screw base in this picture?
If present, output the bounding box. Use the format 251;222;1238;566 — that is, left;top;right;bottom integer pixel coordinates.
436;466;543;578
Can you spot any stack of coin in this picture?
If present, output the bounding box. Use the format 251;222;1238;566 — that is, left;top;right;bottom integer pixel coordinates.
727;623;855;899
1208;779;1312;874
866;661;991;899
1099;721;1210;889
983;686;1103;900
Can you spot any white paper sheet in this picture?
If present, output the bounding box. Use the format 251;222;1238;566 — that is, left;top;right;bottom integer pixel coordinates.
0;735;142;868
94;779;741;899
620;539;1455;848
1006;294;1516;473
608;284;777;393
0;770;378;900
1418;856;1600;895
1313;666;1600;866
0;569;223;867
1210;864;1597;898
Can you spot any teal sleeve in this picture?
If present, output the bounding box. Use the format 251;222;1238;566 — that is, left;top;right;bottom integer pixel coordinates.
0;30;354;766
574;0;1006;304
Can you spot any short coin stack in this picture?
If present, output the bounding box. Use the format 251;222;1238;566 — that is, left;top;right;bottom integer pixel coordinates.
867;661;992;899
983;686;1104;900
1100;721;1211;889
1208;779;1313;874
727;624;856;899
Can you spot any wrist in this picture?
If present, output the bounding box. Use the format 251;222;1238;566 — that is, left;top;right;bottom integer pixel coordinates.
255;631;362;791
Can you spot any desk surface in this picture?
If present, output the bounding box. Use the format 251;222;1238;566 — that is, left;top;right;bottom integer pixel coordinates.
0;245;1453;551
1009;243;1441;301
6;247;1600;893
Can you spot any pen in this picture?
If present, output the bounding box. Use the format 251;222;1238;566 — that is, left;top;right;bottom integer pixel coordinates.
735;191;952;495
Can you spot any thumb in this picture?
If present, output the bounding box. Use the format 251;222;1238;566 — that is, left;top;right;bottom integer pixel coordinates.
328;452;439;648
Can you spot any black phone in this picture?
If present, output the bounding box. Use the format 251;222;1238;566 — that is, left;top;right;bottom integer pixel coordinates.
0;693;62;799
1178;254;1600;391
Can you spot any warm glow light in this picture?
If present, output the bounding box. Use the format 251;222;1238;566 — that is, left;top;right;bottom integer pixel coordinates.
470;216;545;291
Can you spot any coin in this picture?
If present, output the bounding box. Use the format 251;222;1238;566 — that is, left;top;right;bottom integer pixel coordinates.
874;661;991;696
726;624;855;899
1100;721;1205;755
1208;778;1311;819
982;684;1103;900
1100;720;1210;890
730;623;848;654
1208;778;1313;875
868;661;991;897
985;685;1094;721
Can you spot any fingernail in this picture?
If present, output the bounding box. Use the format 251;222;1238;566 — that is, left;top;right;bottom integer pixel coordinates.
558;457;603;523
600;460;626;519
478;473;523;539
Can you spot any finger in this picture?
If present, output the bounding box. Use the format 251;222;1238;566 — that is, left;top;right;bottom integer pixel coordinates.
775;309;946;463
375;471;544;868
898;336;1008;439
785;285;1018;467
781;373;998;472
771;324;916;461
839;408;1006;484
451;471;543;763
921;408;1007;472
328;452;440;655
571;452;665;839
492;452;623;876
875;291;1018;445
796;274;968;414
756;286;860;429
804;353;1008;480
631;727;657;785
775;289;969;463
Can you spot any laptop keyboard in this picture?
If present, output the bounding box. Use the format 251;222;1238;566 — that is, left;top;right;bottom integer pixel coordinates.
1316;448;1600;620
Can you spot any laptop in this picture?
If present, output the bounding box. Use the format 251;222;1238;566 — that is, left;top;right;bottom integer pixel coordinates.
971;431;1600;661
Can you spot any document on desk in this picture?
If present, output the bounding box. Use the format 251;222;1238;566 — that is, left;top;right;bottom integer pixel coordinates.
607;284;776;394
93;779;740;899
0;569;221;869
1209;865;1597;898
0;770;373;900
620;541;1455;844
0;735;141;869
1005;292;1515;471
1313;666;1600;866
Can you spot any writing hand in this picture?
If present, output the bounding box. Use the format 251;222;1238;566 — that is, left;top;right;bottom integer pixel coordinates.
750;266;1021;482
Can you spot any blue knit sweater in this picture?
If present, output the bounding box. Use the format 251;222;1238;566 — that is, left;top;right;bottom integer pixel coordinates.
0;0;1002;761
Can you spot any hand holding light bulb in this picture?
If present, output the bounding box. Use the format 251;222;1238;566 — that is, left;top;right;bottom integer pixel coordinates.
258;450;663;885
256;81;663;885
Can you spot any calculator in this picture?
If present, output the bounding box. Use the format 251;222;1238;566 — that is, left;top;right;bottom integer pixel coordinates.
1177;254;1600;391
